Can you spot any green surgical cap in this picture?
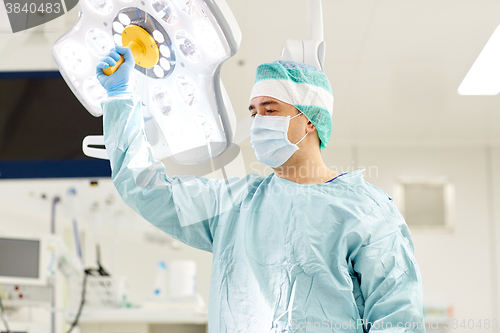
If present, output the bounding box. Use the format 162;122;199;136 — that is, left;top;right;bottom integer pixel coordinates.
250;60;334;149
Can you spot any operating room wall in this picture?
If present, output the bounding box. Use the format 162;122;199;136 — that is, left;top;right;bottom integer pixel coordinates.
491;146;500;323
357;145;500;326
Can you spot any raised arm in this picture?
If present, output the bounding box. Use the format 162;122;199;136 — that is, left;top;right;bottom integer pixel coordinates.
97;46;246;252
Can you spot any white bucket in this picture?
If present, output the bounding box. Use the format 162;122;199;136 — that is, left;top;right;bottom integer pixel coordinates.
169;260;196;297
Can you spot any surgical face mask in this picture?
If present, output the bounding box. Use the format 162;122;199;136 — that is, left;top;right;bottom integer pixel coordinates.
250;113;308;168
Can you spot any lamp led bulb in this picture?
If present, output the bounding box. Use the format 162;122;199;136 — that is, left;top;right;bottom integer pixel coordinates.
176;30;200;63
195;113;217;142
85;0;112;15
112;21;125;34
86;28;114;57
159;57;170;71
60;43;89;74
177;0;196;16
160;44;171;58
151;0;178;25
153;30;165;43
118;13;131;26
83;76;107;106
176;74;198;107
113;34;123;46
153;65;165;78
152;85;174;116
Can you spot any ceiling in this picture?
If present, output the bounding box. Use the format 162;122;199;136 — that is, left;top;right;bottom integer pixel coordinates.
221;0;500;147
0;0;499;147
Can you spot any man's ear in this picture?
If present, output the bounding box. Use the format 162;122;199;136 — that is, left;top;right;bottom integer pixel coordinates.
307;122;316;133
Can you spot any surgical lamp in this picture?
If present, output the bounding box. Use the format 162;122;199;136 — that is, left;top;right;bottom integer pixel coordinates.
52;0;241;165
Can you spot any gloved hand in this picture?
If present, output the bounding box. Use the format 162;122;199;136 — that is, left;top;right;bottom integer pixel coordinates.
96;46;135;96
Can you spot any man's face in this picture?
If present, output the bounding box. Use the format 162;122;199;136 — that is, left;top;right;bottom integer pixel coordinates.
248;96;308;145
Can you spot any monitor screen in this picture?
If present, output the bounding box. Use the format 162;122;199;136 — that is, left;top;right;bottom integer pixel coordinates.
0;238;40;279
0;71;111;179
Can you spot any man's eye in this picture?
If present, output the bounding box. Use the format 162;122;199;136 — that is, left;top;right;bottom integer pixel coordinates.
250;110;274;117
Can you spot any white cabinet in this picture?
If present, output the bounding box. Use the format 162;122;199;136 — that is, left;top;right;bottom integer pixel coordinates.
75;309;208;333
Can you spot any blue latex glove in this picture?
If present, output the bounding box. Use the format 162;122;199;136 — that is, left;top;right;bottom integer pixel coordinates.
96;46;135;96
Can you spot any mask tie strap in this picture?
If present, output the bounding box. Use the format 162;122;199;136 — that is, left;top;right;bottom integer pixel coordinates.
291;112;307;147
295;132;308;146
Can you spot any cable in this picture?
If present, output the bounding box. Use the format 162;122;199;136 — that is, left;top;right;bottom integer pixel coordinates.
67;244;112;333
66;270;90;333
96;245;110;277
50;195;61;333
0;297;11;333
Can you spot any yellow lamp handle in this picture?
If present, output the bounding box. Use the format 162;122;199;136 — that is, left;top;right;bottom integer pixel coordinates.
101;41;144;76
103;55;125;76
101;25;159;76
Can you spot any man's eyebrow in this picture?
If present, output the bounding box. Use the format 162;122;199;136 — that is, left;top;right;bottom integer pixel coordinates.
248;100;280;111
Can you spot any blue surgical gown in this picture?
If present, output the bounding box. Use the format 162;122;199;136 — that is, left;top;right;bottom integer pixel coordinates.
102;96;425;333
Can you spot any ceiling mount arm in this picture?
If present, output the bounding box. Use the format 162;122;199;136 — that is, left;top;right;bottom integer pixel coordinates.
307;0;324;41
281;0;325;71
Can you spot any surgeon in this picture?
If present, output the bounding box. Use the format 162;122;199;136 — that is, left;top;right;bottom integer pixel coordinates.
97;46;425;333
